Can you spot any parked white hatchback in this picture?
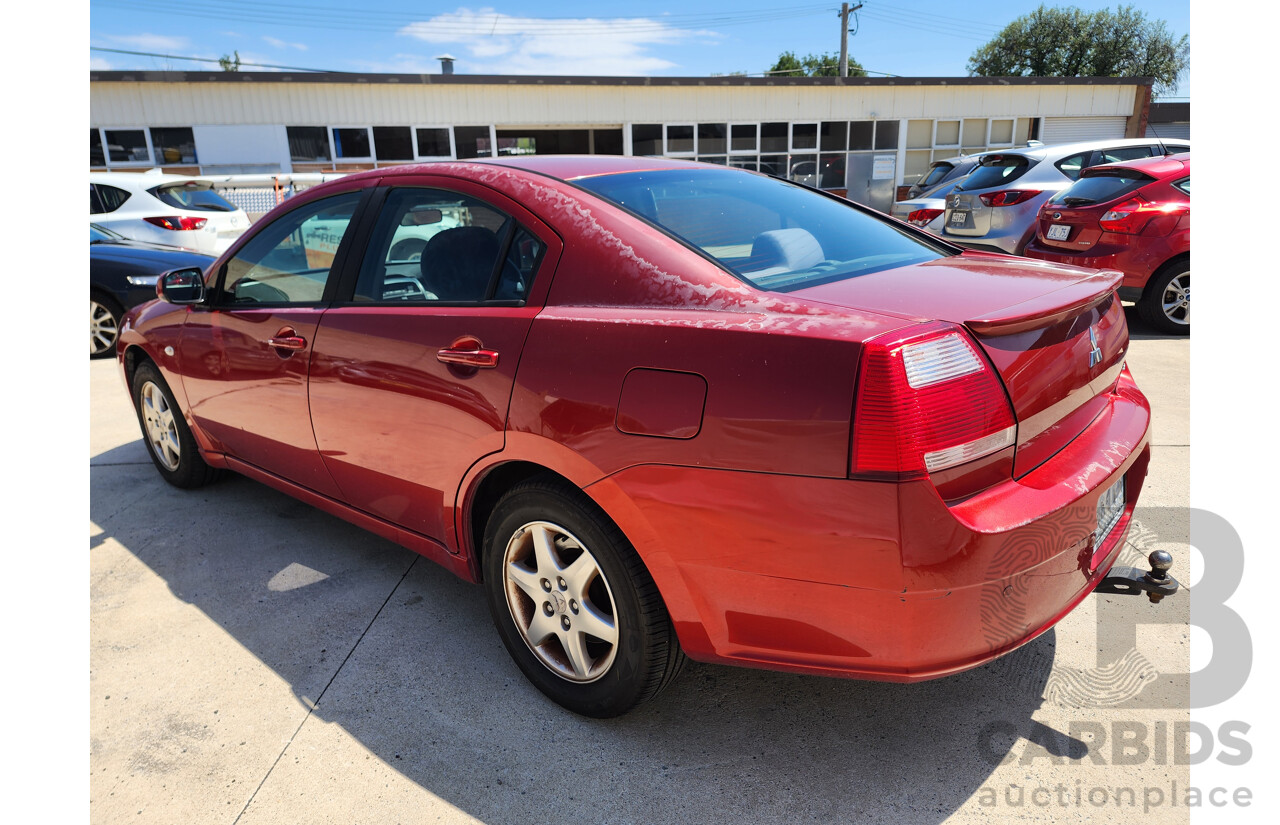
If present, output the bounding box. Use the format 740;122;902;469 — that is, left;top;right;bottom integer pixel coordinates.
89;171;250;256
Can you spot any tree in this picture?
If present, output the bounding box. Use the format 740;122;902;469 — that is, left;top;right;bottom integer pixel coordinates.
768;51;867;78
967;4;1188;96
218;51;242;72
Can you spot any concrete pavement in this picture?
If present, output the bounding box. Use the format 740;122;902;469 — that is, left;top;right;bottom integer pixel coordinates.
90;307;1191;824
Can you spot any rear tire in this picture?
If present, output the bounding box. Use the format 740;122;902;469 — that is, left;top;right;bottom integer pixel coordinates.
483;477;685;717
1138;261;1190;335
131;361;220;488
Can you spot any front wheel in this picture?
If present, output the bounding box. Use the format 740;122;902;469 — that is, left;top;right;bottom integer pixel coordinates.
91;295;123;359
131;361;220;488
1138;263;1190;335
483;477;685;717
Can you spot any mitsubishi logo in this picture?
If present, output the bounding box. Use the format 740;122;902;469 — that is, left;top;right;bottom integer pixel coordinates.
1088;327;1102;368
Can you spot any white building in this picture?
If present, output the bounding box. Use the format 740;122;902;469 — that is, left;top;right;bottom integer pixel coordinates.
90;71;1156;212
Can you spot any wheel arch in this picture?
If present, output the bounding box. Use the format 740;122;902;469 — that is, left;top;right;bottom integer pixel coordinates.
1142;252;1191;299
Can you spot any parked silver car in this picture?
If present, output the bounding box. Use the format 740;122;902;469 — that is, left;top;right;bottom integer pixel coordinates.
905;153;988;200
941;137;1190;255
891;177;968;236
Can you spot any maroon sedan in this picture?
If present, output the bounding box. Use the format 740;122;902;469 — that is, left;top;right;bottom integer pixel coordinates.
1024;153;1190;334
118;156;1160;717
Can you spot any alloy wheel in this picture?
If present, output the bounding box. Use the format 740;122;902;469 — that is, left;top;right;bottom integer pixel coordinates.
91;299;118;356
140;381;181;471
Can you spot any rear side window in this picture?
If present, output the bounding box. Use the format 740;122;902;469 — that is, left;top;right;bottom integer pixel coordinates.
94;184;131;213
1054;152;1091;181
1099;146;1154;164
1173;177;1190;195
957;156;1030;190
152;183;237;213
1048;171;1155;207
354;188;535;305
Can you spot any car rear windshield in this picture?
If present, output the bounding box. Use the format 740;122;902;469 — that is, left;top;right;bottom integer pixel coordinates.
918;162;955;189
576;168;945;291
956;155;1031;191
1048;170;1155;207
151;183;238;212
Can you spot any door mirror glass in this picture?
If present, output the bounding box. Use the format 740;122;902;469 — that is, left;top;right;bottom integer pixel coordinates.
158;268;206;304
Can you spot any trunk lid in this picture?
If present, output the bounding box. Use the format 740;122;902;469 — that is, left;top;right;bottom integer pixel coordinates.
793;252;1128;477
1036;204;1105;251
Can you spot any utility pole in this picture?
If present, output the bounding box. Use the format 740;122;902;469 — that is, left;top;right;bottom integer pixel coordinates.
839;3;863;77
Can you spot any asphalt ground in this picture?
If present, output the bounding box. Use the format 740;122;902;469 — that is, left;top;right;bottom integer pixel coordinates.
90;307;1191;824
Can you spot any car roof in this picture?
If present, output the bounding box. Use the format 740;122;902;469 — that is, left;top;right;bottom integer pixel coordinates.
1086;152;1190;178
982;137;1190;164
359;154;721;184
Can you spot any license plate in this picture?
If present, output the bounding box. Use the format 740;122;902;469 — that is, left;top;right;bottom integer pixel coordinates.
950;210;968;226
1046;224;1071;241
1096;476;1126;543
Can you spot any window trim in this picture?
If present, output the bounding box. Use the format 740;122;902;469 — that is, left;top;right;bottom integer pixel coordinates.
99;127;154;168
412;125;456;160
331;126;375;162
728;122;760;155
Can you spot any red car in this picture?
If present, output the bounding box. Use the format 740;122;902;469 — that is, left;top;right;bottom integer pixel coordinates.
1024;153;1190;334
119;156;1157;717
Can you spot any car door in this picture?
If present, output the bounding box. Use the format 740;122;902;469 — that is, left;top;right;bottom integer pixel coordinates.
175;185;373;496
307;179;561;542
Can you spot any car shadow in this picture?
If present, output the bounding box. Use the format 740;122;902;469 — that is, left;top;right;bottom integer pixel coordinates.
1122;304;1189;341
92;442;1070;824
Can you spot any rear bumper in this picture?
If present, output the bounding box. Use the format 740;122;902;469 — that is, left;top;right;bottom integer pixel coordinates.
1023;241;1156;293
588;367;1151;681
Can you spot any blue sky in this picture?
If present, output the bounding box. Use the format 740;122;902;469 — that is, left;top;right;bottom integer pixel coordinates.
88;1;1190;99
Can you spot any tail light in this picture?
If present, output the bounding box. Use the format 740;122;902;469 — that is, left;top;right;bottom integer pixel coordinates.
1099;198;1190;234
978;189;1042;207
851;323;1016;481
907;208;944;226
144;216;208;231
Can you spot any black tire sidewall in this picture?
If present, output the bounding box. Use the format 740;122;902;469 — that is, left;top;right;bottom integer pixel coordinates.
482;484;657;718
131;362;212;488
1140;263;1190;335
90;293;124;360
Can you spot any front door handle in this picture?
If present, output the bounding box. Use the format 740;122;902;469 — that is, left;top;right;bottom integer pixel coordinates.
437;338;499;369
267;329;307;353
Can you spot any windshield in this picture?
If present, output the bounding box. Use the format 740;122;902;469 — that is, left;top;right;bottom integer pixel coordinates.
957;155;1031;191
152;183;238;212
90;224;123;243
576;168;944;291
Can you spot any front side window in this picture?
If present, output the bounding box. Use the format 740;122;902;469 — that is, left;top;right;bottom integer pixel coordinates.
577;168;943;291
354;188;541;304
220;192;362;305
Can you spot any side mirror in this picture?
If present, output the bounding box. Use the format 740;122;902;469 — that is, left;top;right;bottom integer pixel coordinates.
158;268;206;305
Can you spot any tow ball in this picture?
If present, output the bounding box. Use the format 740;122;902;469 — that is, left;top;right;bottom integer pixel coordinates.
1095;550;1180;604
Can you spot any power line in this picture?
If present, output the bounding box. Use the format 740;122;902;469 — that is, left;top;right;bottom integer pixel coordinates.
90;47;332;72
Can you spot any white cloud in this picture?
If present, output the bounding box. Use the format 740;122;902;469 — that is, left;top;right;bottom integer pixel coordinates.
263;35;308;51
107;33;190;52
90;57;113;70
398;7;715;75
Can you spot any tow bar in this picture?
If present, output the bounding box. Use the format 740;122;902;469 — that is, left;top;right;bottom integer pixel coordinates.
1095;550;1180;603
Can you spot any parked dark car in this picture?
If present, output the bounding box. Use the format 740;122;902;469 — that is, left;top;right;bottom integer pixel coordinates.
91;224;214;358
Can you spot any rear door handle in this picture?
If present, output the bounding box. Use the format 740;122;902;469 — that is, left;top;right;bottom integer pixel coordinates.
437;340;499;369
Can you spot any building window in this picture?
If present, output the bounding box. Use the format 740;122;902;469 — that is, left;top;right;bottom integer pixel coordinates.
415;128;452;158
90;130;105;166
697;123;727;155
332;128;372;159
453;126;492;159
592;129;624;155
824;121;851;152
150;127;198;164
373;126;414;161
873;120;899;151
791;123;817;151
760;123;788;153
666;125;694;154
287;127;331;162
631;124;662;156
848;121;873;151
989;119;1015;145
104;129;149;163
934;120;961;147
730;124;757;153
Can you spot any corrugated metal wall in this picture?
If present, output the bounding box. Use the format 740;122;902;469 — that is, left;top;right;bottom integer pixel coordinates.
1041;116;1128;143
90;81;1142;128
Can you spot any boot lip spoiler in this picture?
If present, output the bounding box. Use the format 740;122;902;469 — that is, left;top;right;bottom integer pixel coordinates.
965;269;1124;336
